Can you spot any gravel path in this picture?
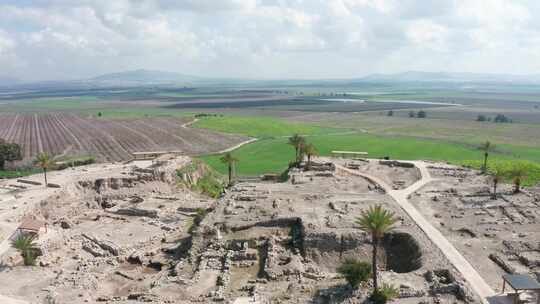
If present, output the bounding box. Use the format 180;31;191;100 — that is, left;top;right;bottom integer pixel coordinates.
335;161;510;304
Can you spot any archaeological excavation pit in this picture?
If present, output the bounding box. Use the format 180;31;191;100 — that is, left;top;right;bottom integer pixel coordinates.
383;231;423;273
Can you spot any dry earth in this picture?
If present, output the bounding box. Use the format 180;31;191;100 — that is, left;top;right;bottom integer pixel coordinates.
0;157;538;304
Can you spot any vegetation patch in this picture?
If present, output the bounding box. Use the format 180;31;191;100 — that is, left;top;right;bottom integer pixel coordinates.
460;159;540;187
0;169;40;179
177;160;224;198
337;259;372;289
193;115;335;138
55;156;96;170
200;133;522;177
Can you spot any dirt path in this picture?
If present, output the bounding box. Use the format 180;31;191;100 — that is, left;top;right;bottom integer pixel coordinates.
335;161;508;304
181;118;199;128
217;138;258;154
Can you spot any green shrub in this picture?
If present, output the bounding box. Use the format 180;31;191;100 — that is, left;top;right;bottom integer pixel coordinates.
55;156;96;170
194;174;224;198
337;259;372;289
279;168;290;182
370;283;399;304
11;234;39;266
177;160;224;198
460;159;540;187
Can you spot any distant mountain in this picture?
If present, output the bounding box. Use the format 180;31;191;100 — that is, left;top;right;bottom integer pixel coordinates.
361;71;540;84
88;69;202;84
0;76;21;86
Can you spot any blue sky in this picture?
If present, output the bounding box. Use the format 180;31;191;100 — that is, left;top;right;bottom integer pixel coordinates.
0;0;539;81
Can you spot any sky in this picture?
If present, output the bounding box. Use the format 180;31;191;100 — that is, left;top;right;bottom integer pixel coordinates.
0;0;539;81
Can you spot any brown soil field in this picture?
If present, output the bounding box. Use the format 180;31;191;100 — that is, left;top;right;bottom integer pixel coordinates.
0;113;248;164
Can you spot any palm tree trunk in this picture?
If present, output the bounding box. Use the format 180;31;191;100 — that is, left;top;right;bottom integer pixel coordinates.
43;168;48;187
492;181;497;198
483;152;488;173
228;164;232;186
372;236;379;291
514;179;520;193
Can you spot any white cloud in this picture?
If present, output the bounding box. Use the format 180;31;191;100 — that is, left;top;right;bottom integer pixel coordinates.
0;30;15;54
0;0;539;80
406;19;449;51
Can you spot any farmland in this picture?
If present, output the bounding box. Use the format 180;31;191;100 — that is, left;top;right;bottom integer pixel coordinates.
0;113;247;164
1;82;540;186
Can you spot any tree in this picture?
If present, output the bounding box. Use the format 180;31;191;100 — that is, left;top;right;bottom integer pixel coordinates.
417;110;427;118
220;152;238;186
494;114;511;123
479;141;495;174
97;112;103;117
489;167;505;199
287;134;306;164
477;115;487;122
510;164;527;193
387;110;393;117
408;111;415;118
0;139;22;170
356;205;397;292
337;259;372;289
302;143;318;168
34;152;54;187
11;234;39;266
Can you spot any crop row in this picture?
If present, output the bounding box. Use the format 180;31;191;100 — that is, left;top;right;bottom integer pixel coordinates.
0;113;246;164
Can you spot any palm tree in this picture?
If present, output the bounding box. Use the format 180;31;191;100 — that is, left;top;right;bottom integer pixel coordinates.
303;143;318;168
220;152;238;186
356;205;397;292
11;234;39;266
479;141;495;174
510;164;527;193
34;152;53;187
288;134;306;164
489;167;505;199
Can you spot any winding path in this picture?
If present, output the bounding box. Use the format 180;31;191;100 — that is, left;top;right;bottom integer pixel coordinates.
335;161;508;304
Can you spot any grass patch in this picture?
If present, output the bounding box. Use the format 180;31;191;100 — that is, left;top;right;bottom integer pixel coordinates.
0;169;40;179
83;109;195;119
201;132;540;187
194;115;540;186
460;159;540;187
193;115;336;138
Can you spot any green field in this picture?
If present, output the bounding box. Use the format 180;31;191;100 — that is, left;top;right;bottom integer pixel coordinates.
200;134;519;175
196;115;540;186
193;116;337;138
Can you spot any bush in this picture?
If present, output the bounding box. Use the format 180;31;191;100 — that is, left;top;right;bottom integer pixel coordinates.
11;234;39;266
337;259;372;289
194;174;224;198
494;114;512;123
477;115;487;122
55;157;96;170
370;283;399;304
279;168;290;182
177;160;224;198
